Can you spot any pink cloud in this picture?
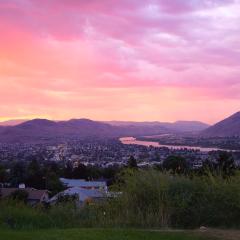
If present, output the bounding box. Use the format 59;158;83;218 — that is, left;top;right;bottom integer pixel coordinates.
0;0;239;123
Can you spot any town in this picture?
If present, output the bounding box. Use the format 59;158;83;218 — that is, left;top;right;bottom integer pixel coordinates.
1;138;240;170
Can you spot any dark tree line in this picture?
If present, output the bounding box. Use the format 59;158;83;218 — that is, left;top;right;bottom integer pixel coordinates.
0;151;238;195
0;160;121;193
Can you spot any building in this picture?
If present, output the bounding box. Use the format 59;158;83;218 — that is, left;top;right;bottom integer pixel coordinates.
0;187;49;205
60;178;107;191
51;178;109;205
50;187;107;205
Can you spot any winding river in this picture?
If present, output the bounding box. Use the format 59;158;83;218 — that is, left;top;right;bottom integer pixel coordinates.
120;137;234;152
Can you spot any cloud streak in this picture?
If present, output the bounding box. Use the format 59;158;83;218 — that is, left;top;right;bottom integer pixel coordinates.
0;0;239;123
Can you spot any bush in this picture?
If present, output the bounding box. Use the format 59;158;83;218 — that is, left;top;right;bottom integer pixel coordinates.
9;190;29;203
101;170;240;228
0;170;239;229
0;200;90;229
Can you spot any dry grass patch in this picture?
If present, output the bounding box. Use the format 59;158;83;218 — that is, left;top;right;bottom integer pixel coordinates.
196;229;240;240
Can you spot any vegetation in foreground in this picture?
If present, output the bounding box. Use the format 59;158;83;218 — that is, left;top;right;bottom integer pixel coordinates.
0;170;239;230
0;228;223;240
0;152;239;230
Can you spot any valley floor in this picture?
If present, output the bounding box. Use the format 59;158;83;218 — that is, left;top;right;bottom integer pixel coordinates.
0;228;239;240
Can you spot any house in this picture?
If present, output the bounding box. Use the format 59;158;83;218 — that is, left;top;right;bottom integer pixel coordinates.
59;178;107;191
51;178;109;205
49;187;107;205
0;187;49;205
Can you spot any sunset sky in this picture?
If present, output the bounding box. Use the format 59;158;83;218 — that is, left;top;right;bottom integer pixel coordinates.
0;0;240;124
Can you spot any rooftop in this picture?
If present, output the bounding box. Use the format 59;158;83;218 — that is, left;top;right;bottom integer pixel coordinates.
60;178;107;188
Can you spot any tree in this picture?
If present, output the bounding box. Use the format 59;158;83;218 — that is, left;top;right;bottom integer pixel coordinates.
25;160;45;189
162;155;189;174
72;164;87;179
127;156;138;169
64;162;73;178
45;171;64;196
47;162;61;175
10;189;29;203
216;151;235;177
200;159;216;176
87;166;101;180
0;165;7;183
102;166;119;180
10;162;27;187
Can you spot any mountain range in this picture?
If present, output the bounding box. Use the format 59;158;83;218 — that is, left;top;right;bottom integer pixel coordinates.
0;119;116;143
0;119;28;126
0;118;209;143
105;120;209;132
0;111;239;143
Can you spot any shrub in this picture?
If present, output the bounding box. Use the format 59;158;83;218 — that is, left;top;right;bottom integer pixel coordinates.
0;170;239;229
9;190;29;203
102;170;240;228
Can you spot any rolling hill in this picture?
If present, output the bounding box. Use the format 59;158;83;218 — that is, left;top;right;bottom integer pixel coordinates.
0;118;211;143
0;119;28;126
106;120;209;132
0;118;170;143
201;111;240;137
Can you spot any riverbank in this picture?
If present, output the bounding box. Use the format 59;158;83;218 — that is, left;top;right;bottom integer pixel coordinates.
120;137;235;152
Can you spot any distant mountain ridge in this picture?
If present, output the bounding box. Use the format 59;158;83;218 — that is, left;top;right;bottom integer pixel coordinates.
106;120;209;132
0;119;28;126
0;118;170;143
201;112;240;137
0;118;209;144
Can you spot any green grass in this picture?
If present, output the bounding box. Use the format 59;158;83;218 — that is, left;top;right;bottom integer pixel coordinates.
0;228;218;240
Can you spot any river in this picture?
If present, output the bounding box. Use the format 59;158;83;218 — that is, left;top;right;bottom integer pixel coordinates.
119;137;234;152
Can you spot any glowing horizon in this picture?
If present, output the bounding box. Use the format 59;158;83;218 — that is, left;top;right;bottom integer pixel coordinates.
0;0;240;124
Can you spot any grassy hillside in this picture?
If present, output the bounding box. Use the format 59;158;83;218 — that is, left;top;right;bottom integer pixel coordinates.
0;228;220;240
